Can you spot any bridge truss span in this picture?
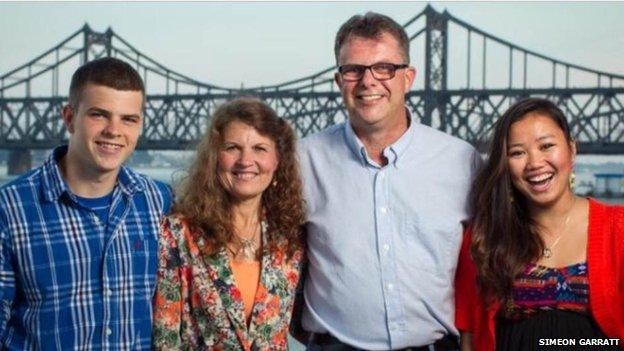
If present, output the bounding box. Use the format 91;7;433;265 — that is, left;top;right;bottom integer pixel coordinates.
1;5;623;156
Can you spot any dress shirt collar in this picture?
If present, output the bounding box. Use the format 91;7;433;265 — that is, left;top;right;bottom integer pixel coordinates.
343;108;416;168
41;145;144;202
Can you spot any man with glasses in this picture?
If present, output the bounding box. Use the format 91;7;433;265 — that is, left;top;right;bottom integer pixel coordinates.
298;12;481;350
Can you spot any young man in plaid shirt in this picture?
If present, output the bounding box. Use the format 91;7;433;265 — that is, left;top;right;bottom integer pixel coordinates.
0;57;172;350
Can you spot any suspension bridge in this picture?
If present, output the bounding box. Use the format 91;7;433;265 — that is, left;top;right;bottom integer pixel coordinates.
1;5;623;174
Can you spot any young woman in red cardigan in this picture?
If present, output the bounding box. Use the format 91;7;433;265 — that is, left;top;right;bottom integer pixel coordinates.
455;97;624;351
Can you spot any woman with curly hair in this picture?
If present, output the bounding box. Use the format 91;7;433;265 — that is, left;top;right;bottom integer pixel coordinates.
456;97;624;350
152;97;305;350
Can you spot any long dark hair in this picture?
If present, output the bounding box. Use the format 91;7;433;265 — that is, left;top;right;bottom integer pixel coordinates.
470;97;573;301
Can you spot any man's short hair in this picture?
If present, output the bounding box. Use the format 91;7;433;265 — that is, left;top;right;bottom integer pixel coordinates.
334;12;410;64
68;57;145;108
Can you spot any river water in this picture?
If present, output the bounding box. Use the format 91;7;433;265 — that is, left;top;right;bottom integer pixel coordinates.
1;153;624;203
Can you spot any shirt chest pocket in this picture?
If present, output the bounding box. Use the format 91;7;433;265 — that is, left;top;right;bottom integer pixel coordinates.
398;217;457;274
105;231;159;297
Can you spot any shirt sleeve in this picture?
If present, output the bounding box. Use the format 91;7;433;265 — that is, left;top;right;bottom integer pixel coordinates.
0;225;16;338
455;228;477;332
152;216;188;350
155;181;173;215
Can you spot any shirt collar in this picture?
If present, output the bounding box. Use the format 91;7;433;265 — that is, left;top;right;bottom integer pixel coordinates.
40;146;71;202
344;121;369;166
41;145;144;202
343;108;416;168
116;164;145;196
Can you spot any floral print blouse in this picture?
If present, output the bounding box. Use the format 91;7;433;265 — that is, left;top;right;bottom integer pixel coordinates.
152;215;303;351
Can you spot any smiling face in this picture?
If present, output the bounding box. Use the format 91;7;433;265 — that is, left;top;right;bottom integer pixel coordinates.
507;113;576;208
335;32;415;134
62;83;143;179
217;120;279;204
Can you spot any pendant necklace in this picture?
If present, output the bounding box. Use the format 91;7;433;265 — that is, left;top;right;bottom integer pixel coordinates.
228;221;261;262
542;197;576;259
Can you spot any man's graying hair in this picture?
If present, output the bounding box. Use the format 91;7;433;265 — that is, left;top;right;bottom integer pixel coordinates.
334;12;410;63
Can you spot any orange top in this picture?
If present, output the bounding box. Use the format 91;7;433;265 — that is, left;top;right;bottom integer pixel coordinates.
230;260;261;323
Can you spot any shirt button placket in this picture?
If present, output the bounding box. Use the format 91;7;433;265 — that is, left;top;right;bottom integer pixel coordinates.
375;169;398;345
102;246;112;348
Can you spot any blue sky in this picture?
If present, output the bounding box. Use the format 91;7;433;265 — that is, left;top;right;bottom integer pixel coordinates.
1;1;623;89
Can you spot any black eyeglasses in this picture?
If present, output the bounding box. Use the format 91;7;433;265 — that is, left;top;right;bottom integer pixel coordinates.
338;63;409;81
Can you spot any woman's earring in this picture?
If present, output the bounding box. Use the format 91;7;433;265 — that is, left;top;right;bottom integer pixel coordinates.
569;171;576;190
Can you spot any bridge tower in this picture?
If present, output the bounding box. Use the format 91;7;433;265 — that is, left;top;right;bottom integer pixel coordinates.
82;24;114;63
423;5;448;129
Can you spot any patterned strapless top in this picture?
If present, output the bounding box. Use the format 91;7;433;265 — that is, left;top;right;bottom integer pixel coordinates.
500;261;589;321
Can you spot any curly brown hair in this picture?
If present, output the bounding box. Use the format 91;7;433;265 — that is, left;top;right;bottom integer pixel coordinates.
173;97;305;257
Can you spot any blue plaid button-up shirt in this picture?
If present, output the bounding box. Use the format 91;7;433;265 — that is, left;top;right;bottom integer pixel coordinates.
0;146;172;350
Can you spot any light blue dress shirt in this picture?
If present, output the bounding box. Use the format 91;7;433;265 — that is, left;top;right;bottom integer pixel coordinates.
298;114;482;350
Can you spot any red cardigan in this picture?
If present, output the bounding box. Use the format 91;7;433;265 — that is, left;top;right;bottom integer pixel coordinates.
455;199;624;351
